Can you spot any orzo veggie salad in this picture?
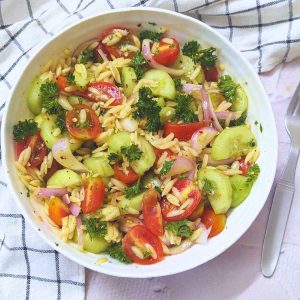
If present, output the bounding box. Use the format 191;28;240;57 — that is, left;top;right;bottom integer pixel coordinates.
13;25;260;265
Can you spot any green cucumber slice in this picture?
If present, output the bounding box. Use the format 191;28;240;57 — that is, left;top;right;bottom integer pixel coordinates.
142;69;176;99
73;231;109;254
121;67;137;97
83;157;114;177
47;169;81;188
198;168;232;214
27;78;43;115
232;86;248;113
211;125;256;160
118;193;144;213
230;175;252;208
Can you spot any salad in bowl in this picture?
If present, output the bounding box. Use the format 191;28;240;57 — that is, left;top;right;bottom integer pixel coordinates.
13;24;261;265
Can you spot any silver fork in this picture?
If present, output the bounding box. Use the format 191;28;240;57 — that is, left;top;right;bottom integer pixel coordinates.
261;83;300;277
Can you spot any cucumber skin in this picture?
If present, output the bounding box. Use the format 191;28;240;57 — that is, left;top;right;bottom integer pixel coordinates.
198;168;232;214
83;157;114;177
107;131;156;175
27;78;43;115
211;125;256;160
232;86;248;113
121;67;137;97
142;69;176;100
118;193;144;213
230;175;252;208
47;169;81;188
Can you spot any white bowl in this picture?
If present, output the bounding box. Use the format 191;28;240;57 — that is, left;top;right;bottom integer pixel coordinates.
1;7;278;278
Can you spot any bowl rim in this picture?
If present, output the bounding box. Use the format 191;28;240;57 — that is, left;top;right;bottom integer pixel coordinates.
1;7;278;278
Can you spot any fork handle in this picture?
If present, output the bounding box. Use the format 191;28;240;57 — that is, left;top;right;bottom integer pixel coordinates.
261;145;299;277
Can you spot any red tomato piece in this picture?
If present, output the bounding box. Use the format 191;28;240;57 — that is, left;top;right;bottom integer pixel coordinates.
57;76;69;91
188;201;205;221
201;208;227;238
83;82;122;106
48;197;70;227
81;178;105;214
122;225;164;265
66;104;101;140
239;156;250;176
27;132;47;167
14;140;27;159
203;66;219;82
161;179;201;221
153;148;174;166
113;163;139;184
153;38;180;66
164;122;205;141
142;189;163;237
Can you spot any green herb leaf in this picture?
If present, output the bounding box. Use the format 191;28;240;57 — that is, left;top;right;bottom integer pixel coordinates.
246;163;260;183
55;110;67;133
40;81;60;114
13;119;38;141
67;73;75;85
82;217;107;239
202;179;214;195
173;77;183;91
130;51;147;80
79;50;95;64
121;144;143;162
139;30;163;42
124;180;144;199
160;160;174;176
218;75;239;102
172;93;197;123
107;242;132;264
182;41;200;60
108;152;119;163
230;112;247;126
165;220;192;238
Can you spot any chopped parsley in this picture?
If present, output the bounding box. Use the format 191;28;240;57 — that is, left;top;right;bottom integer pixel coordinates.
108;152;119;163
248;139;256;147
160;160;174;176
139;30;163;42
130;51;147;79
82;217;107;239
132;87;162;132
165;220;192;238
40;81;60;114
218;75;239;102
172;93;197;123
260;124;263;133
182;41;200;60
121;144;143;162
107;242;131;264
246;163;260;183
67;73;75;85
173;77;183;91
202;179;214;195
79;49;95;64
230;112;247;126
55;110;67;133
13;119;38;141
124;180;144;199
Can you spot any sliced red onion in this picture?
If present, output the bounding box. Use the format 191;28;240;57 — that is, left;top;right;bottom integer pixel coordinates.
207;93;223;132
52;139;88;173
197;223;212;244
168;156;195;177
191;127;218;153
215;111;242;120
76;216;83;249
37;188;69;197
169;240;193;255
142;39;185;77
96;47;109;62
69;203;81;217
182;84;202;93
62;194;71;205
72;37;100;57
201;88;210;125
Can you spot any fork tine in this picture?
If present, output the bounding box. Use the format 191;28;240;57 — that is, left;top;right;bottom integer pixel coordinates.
286;82;300;116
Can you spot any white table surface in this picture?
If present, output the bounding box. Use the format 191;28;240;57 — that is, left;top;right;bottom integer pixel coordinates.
86;58;300;300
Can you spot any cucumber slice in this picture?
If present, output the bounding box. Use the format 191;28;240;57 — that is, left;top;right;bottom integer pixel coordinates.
74;66;89;88
142;69;176;99
40;115;82;151
118;193;144;213
47;169;81;188
73;231;109;254
211;125;256;160
121;67;137;97
27;78;43;115
107;131;156;175
230;175;252;208
83;157;114;177
210;93;225;110
160;106;175;123
232;86;248;113
198;168;232;214
34;114;48;128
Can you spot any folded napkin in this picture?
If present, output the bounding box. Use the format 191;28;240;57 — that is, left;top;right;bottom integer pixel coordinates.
0;1;299;299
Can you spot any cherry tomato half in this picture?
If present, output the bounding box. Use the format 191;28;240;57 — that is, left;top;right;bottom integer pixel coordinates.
154;148;174;166
188;201;205;221
14;140;27;159
122;225;164;265
203;66;219;82
161;179;201;221
81;178;105;214
201;208;227;238
57;76;69;91
27;132;47;167
66;104;101;140
164;122;205;141
239;156;250;176
142;189;163;237
83;81;122;106
48;197;70;227
113;163;139;184
153;38;179;66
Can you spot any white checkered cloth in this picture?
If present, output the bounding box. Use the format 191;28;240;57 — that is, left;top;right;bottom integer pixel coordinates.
0;0;299;299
